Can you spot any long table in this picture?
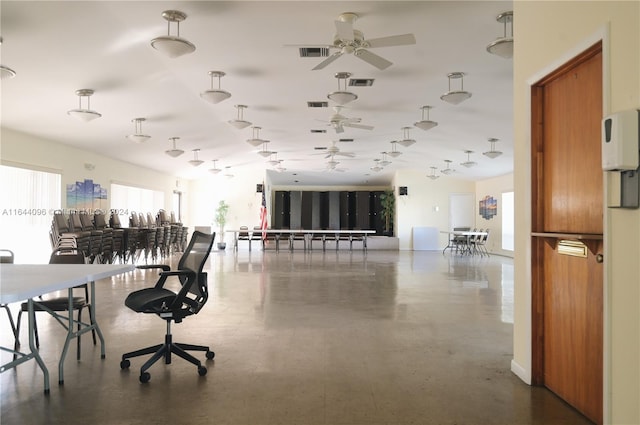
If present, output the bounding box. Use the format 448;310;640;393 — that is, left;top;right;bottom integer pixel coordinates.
227;229;376;252
0;263;135;393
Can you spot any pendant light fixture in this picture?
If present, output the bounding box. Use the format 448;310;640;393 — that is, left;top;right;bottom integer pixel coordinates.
150;10;196;58
267;153;280;166
440;72;472;105
165;137;184;157
0;37;16;79
228;105;252;129
257;141;272;157
327;159;340;170
414;105;438;131
126;118;151;143
487;11;513;59
461;150;477;167
370;159;383;172
397;127;416;147
200;71;231;104
387;141;402;158
188;149;204;166
209;159;222;174
246;126;267;147
441;159;454;175
427;166;440;180
483;138;503;159
67;89;102;122
380;152;392;167
327;72;358;105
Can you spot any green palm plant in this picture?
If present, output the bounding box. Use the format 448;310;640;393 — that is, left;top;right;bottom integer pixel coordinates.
214;200;230;245
379;190;395;235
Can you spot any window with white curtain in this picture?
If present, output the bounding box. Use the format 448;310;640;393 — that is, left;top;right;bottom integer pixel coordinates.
501;191;514;251
110;183;164;227
0;164;62;263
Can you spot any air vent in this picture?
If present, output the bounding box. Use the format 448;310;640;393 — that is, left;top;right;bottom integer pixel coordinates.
307;101;329;108
299;47;330;58
310;129;327;133
338;138;354;142
314;146;328;150
349;79;374;87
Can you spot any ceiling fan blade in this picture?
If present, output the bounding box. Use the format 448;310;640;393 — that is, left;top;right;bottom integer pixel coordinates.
343;123;374;131
336;152;356;157
354;49;393;71
334;19;354;41
354;49;393;70
366;33;416;48
312;51;343;70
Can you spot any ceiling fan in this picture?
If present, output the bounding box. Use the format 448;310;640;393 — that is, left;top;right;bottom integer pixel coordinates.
298;12;416;71
319;106;374;134
314;140;356;158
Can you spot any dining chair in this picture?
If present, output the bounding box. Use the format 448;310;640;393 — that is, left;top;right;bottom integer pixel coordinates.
14;247;94;360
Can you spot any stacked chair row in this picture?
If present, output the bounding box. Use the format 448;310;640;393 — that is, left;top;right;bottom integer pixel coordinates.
50;211;125;264
123;210;188;263
49;209;187;264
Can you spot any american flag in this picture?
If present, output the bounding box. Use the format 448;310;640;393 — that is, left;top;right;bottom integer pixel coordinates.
260;187;268;240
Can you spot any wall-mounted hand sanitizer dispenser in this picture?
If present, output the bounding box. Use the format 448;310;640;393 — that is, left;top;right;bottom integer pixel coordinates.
602;109;639;171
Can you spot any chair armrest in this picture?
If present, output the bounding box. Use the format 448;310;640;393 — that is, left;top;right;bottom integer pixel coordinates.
137;264;171;272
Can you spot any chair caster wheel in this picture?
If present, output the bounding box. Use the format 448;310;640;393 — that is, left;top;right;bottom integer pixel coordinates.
140;372;150;383
198;366;207;376
120;359;130;369
206;350;215;360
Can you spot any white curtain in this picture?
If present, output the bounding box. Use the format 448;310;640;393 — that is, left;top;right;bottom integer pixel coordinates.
110;183;164;227
0;165;61;263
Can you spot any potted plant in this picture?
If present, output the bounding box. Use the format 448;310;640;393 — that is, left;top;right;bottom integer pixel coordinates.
214;200;230;250
379;189;395;236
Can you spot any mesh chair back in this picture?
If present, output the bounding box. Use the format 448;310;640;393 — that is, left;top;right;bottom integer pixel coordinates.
176;231;215;308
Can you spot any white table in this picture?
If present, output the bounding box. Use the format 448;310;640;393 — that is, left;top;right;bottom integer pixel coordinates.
0;263;135;393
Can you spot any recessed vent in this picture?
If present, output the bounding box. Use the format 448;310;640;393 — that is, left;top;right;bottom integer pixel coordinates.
310;129;327;133
299;47;330;58
349;79;374;87
314;146;328;150
338;138;354;142
307;101;329;108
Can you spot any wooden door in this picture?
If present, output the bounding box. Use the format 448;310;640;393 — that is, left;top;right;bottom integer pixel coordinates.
531;42;604;424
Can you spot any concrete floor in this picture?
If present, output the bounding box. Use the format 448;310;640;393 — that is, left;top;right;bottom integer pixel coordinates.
1;249;593;425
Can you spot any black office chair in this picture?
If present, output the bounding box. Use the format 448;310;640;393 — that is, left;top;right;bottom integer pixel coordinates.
120;231;216;383
15;247;94;360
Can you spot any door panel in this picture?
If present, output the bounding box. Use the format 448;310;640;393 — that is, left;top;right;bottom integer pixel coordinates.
543;243;603;422
531;41;603;424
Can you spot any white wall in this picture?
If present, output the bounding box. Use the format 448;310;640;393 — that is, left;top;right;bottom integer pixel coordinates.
0;127;182;221
187;168;268;243
513;2;640;423
394;169;476;250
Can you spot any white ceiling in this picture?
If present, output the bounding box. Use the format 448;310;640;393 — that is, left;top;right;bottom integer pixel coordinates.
1;1;514;187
